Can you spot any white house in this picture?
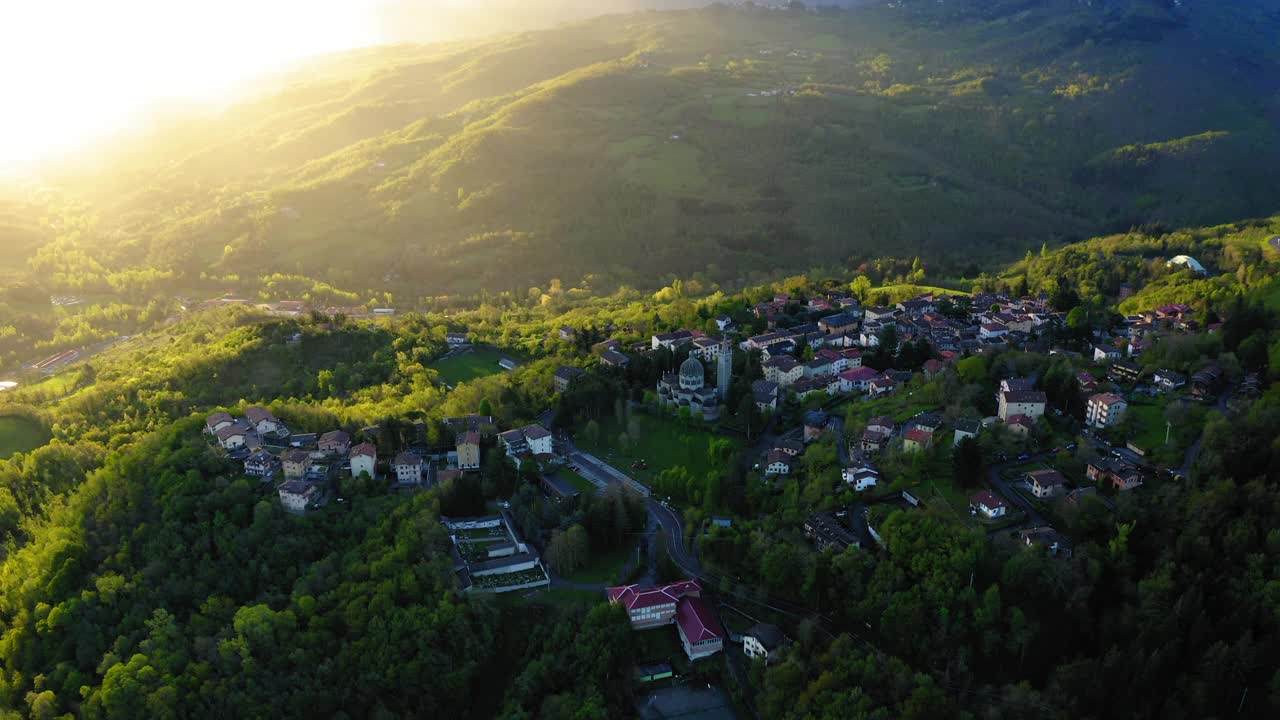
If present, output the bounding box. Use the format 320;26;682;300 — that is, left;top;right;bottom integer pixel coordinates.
764;450;794;476
393;453;424;485
743;623;786;664
205;412;234;434
1093;345;1122;363
279;481;320;514
216;424;255;450
969;491;1008;519
498;424;554;457
1086;392;1128;428
998;389;1046;421
245;406;282;435
842;462;879;492
980;323;1009;340
763;356;804;387
350;442;377;478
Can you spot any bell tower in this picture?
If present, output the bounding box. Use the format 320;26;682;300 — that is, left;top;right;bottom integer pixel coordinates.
716;336;733;401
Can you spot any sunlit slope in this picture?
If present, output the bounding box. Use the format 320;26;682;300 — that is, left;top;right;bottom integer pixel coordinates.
42;1;1280;293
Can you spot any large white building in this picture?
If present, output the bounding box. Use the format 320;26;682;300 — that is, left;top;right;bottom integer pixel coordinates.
393;453;423;485
998;388;1047;422
1087;392;1128;428
498;424;555;457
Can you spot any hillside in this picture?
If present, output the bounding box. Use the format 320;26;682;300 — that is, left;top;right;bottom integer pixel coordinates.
2;205;1279;718
22;0;1280;298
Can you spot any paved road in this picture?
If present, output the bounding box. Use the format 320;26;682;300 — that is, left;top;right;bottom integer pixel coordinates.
569;449;651;497
985;453;1051;528
831;416;848;464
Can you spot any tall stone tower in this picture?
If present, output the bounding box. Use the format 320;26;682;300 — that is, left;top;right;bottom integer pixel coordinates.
716;336;733;401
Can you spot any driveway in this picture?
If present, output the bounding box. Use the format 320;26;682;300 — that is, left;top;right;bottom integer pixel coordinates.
986;455;1050;528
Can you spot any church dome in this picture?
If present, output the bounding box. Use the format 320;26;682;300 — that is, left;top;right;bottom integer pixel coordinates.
680;356;703;379
679;356;704;390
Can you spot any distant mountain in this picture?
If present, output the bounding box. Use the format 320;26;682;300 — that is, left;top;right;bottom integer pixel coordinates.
29;0;1280;296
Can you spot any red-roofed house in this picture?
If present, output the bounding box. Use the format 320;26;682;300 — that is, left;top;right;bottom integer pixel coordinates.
606;579;724;660
970;491;1008;519
903;428;933;453
676;595;725;660
839;366;880;394
1006;413;1035;438
606;580;702;629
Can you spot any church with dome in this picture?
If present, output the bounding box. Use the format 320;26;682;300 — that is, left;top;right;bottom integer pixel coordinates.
656;338;732;421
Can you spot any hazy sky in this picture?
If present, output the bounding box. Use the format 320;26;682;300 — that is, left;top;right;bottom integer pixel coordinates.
0;1;706;172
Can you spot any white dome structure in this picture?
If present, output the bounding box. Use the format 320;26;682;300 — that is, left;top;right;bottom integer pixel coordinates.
1167;255;1206;274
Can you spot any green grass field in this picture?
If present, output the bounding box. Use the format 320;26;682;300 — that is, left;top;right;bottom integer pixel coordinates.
430;348;516;386
836;393;936;427
575;413;739;485
561;469;599;495
0;416;50;459
1127;399;1170;452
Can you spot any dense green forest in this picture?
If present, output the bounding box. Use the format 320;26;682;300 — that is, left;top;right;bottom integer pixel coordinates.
7;0;1280;300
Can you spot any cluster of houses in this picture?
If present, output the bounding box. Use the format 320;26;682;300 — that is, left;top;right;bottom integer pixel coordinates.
206;408;497;514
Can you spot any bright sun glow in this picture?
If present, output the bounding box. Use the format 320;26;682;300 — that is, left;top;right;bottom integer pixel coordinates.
0;1;389;172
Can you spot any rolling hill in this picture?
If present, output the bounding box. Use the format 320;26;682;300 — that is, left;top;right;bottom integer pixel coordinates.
19;0;1280;297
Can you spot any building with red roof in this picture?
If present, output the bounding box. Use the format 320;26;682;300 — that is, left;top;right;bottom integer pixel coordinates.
605;580;702;629
605;579;724;660
675;595;725;660
903;428;933;453
969;491;1008;519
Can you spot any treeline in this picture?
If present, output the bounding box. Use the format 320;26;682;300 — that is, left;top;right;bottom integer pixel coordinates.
0;417;639;718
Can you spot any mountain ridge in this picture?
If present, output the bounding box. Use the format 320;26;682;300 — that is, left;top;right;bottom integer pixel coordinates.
12;1;1280;297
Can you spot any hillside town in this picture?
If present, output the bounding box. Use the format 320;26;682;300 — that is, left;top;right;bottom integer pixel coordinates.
195;274;1242;687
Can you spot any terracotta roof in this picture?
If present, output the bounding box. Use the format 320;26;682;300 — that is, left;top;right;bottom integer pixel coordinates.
350;442;377;458
840;367;880;382
904;428;932;444
1090;392;1126;406
460;431;481;446
970;490;1006;508
676;595;724;644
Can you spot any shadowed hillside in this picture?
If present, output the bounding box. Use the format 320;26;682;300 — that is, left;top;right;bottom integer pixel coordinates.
21;0;1280;297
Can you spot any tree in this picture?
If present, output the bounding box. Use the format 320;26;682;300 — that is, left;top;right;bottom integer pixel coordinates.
582;419;600;446
478;398;493;417
850;276;872;302
952;437;982;488
956;355;988;385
